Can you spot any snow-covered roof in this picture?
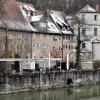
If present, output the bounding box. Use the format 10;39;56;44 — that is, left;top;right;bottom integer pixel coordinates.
18;2;36;21
50;10;66;26
79;5;96;13
66;16;73;19
23;5;36;12
49;10;73;34
0;20;37;32
18;2;36;12
31;15;43;22
30;10;73;34
47;19;60;33
91;38;100;43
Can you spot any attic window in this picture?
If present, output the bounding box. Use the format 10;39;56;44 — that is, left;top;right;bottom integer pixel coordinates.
62;27;66;31
67;27;71;31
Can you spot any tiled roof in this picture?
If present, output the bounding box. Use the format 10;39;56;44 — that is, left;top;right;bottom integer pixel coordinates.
5;0;26;22
0;0;37;32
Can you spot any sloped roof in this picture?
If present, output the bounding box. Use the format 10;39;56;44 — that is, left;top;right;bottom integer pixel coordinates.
47;19;60;33
31;15;60;34
49;10;73;34
18;2;36;20
92;38;100;43
79;5;96;13
31;10;73;34
0;0;37;32
5;0;26;22
31;15;43;22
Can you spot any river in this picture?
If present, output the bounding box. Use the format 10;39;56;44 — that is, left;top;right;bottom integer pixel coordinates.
0;85;100;100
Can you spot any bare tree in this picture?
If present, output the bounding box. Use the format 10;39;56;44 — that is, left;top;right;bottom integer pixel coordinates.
73;16;82;69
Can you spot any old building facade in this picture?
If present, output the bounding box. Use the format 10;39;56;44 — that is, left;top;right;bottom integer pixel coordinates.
0;0;35;58
31;10;74;61
73;4;100;69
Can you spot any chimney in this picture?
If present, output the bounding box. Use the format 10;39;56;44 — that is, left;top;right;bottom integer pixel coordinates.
96;4;100;12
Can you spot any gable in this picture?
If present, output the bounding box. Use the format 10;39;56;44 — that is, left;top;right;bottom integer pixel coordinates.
79;5;96;13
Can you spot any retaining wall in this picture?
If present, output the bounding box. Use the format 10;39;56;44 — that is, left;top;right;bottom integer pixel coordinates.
0;70;100;94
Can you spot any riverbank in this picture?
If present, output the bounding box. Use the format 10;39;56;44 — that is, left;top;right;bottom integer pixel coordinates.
0;70;100;95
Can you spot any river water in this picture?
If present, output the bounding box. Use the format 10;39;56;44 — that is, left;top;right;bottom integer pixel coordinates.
0;85;100;100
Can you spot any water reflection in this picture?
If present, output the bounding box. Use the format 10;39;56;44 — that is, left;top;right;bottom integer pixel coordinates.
0;85;100;100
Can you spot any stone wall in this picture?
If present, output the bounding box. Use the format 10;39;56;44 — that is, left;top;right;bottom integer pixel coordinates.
0;29;32;58
0;70;100;94
32;33;73;61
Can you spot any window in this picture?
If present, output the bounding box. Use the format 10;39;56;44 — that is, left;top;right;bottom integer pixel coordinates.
53;37;57;41
33;43;36;48
43;44;46;49
69;45;70;49
67;27;71;31
66;36;70;40
94;28;97;36
69;36;70;40
36;43;40;48
62;27;66;31
39;22;46;27
0;44;4;50
82;28;86;35
82;15;85;20
71;45;73;49
59;47;62;50
66;45;67;49
82;43;86;49
63;35;65;40
94;15;97;20
53;46;55;50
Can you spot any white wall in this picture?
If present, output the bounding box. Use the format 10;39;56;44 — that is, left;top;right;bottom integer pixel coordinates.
93;42;100;60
